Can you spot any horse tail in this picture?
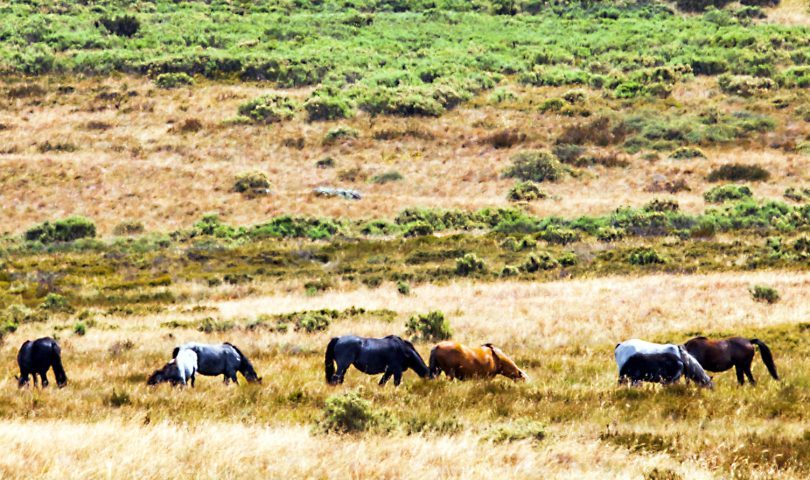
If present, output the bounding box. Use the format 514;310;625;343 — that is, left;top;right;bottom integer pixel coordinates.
428;346;440;379
750;339;779;380
325;337;338;384
50;341;68;387
224;342;259;382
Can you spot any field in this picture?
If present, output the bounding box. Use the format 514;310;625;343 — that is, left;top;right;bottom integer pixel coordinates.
1;1;810;479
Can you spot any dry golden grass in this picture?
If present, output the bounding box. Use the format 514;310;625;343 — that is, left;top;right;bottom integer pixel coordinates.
1;270;808;479
1;76;807;235
767;0;810;26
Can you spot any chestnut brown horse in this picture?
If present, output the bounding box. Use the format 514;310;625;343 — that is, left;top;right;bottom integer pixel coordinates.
683;337;779;385
428;342;528;381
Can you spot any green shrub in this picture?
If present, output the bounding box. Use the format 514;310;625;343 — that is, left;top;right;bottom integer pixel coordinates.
405;311;452;342
455;253;486;276
597;227;626;243
783;187;810;202
396;281;411;296
487;420;546;443
154;73;193;89
296;312;332;333
500;265;520;277
521;252;559;272
539;227;580;245
238;94;297;124
402;221;434;237
507;181;547;202
707;164;770;182
704;184;753;203
370;171;403;184
0;320;19;344
676;0;732;12
99;15;140;37
323;126;359;145
73;321;87;336
539;98;565;113
197;317;235;333
503;151;566;182
670;147;706;159
106;389;131;408
233;171;271;196
40;293;74;313
718;75;774;97
318;392;379;434
750;285;779;304
557;251;578;266
304;93;355;121
562;89;586;104
25;216;96;243
644;199;679;213
628;248;666;265
113;220;145;236
552;144;586;164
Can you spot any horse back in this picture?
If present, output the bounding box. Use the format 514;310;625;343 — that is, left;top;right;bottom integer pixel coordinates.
432;342;496;377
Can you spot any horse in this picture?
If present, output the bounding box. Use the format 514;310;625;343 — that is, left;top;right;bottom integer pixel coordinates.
16;337;68;388
147;348;198;387
428;341;528;381
683;336;778;385
324;335;429;386
172;342;261;384
615;339;713;388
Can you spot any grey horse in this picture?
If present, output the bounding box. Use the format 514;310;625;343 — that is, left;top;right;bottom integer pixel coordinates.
172;342;261;384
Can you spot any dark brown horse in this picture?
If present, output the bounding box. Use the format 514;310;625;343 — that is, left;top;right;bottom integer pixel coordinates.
683;337;778;385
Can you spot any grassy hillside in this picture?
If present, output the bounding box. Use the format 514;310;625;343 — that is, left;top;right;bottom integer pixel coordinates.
1;1;809;478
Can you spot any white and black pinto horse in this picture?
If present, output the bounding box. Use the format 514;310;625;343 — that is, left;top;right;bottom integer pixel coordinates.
615;339;713;388
172;342;261;384
147;348;198;387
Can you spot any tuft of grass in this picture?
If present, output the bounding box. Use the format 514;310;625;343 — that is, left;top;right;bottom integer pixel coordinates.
750;284;780;304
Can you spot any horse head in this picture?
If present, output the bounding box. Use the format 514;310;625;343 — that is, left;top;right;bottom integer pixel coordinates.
485;344;528;382
679;346;713;389
15;374;28;388
401;339;430;378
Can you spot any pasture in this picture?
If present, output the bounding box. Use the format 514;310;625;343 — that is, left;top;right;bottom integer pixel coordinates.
1;0;810;478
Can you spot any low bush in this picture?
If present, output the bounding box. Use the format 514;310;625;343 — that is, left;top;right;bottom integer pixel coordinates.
487;420;546;443
323;126;359;145
676;0;732;12
113;220;145;236
670;147;706;159
318;392;380;434
238;94;297;124
539;227;580;245
707;164;770;182
370;171;403;184
704;184;753;203
154;73;193;89
99;15;140;37
402;221;435;237
25;216;96;243
232;171;271;196
40;293;73;313
482;129;526;149
718;75;774;97
750;284;780;304
304;92;355;121
396;281;410;296
521;252;559;272
644;199;680;213
507;181;547;202
557;116;627;147
539;98;565;113
73;322;87;336
503;151;566;182
628;248;666;265
455;253;486;276
783;187;810;202
405;311;452;342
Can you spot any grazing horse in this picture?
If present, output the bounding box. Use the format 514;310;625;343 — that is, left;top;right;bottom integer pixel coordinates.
428;342;528;381
173;342;261;384
324;335;429;386
684;336;778;385
615;339;713;388
16;337;68;388
148;349;198;387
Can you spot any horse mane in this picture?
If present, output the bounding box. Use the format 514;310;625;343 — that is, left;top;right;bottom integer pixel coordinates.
482;344;502;373
171;347;180;359
224;342;259;380
678;346;712;386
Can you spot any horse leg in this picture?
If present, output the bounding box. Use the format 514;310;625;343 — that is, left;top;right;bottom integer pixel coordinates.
191;373;196;388
31;373;38;388
743;363;757;385
393;370;403;387
735;365;745;385
379;369;392;386
40;370;49;388
334;362;351;385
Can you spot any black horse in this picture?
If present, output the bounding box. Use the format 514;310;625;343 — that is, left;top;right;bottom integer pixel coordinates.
325;335;429;386
16;337;67;388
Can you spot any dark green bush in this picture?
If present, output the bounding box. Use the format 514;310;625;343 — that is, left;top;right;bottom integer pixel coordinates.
676;0;732;12
25;216;96;243
784;187;810;202
628;248;666;265
644;199;680;213
405;311;452;342
238;94;297;124
539;227;580;245
402;221;434;237
304;92;355;121
455;253;486;276
718;75;774;97
707;164;770;182
154;73;193;89
233;171;271;196
750;284;779;304
396;281;411;296
521;252;559;272
507;181;547;202
99;15;140;37
670;147;706;159
40;293;74;313
704;184;753;203
318;392;379;433
503;151;566;182
323;126;359;145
